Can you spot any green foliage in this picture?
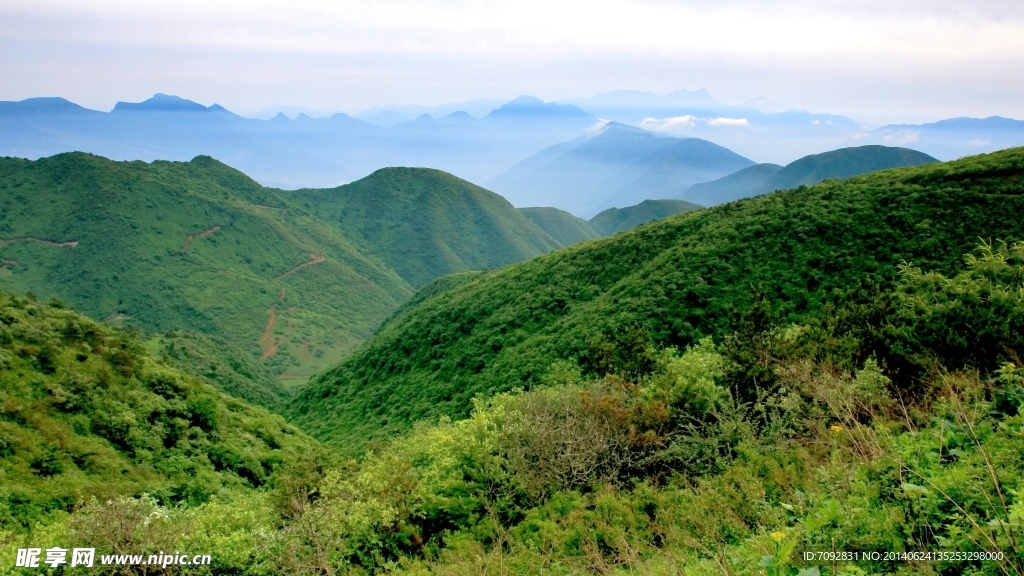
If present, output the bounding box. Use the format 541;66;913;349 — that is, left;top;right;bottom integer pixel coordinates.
295;167;560;288
148;330;291;409
289;147;1024;451
0;289;318;529
588;198;701;236
517;207;600;247
890;240;1024;374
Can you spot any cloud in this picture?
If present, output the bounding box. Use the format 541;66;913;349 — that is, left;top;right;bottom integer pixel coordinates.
706;117;749;126
586;119;611;137
640;115;697;131
640;115;749;133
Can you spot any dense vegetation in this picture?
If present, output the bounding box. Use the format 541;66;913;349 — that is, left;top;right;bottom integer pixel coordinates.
7;238;1024;575
145;330;291;409
0;289;319;531
588;199;701;236
295;168;560;288
288;148;1024;450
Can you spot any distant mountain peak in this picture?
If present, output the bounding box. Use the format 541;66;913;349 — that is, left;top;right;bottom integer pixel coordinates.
487;96;592;119
112;93;212;113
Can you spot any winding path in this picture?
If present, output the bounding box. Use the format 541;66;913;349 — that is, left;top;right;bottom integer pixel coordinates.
255;205;288;222
0;237;79;248
260;288;287;358
178;226;220;253
273;253;325;282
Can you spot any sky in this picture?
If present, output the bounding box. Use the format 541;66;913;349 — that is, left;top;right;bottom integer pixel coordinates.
3;0;1024;124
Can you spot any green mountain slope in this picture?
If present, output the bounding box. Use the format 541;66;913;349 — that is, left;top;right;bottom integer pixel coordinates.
518;207;600;246
765;144;937;190
588;199;702;236
287;148;1024;450
145;330;291;409
294;168;561;288
681;162;782;206
680;145;937;206
0;153;414;382
0;289;318;526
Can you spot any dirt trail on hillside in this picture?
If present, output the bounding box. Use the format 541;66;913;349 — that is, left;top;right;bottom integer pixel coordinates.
273;253;325;282
0;237;79;248
179;226;220;252
1;259;16;266
255;205;288;222
260;288;287;358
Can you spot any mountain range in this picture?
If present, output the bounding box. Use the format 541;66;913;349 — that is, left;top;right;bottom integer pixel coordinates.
287;147;1024;450
5;90;1023;195
491;123;939;215
0;153;567;385
0;94;597;188
489;123;755;217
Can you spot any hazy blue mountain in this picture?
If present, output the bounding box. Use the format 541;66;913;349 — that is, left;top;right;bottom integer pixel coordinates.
588;199;702;236
560;89;866;164
357;98;507;121
681;163;783;206
853;116;1024;160
356;110;410;126
518;207;600;246
0;93;596;188
489;123;752;217
591;138;755;212
678;145;937;205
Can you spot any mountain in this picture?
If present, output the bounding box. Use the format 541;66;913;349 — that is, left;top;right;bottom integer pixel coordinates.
0;94;597;188
0;152;413;382
763;145;937;190
681;163;782;206
0;289;318;526
518;207;600;247
295;168;561;288
678;145;937;205
588;199;701;236
853;116;1024;160
286;147;1024;450
592;138;756;212
489;123;753;217
560;89;866;164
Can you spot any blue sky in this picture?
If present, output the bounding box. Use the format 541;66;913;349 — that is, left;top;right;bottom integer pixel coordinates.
3;0;1023;123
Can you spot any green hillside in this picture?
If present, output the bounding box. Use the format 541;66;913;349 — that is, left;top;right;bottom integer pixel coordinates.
145;330;291;409
588;198;702;236
0;288;318;527
288;148;1024;449
0;153;413;382
518;206;599;246
765;144;937;190
294;168;561;287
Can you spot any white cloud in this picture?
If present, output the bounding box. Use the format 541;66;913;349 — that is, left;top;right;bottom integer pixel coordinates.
641;115;749;133
640;116;697;132
586;120;611;137
706;117;749;126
